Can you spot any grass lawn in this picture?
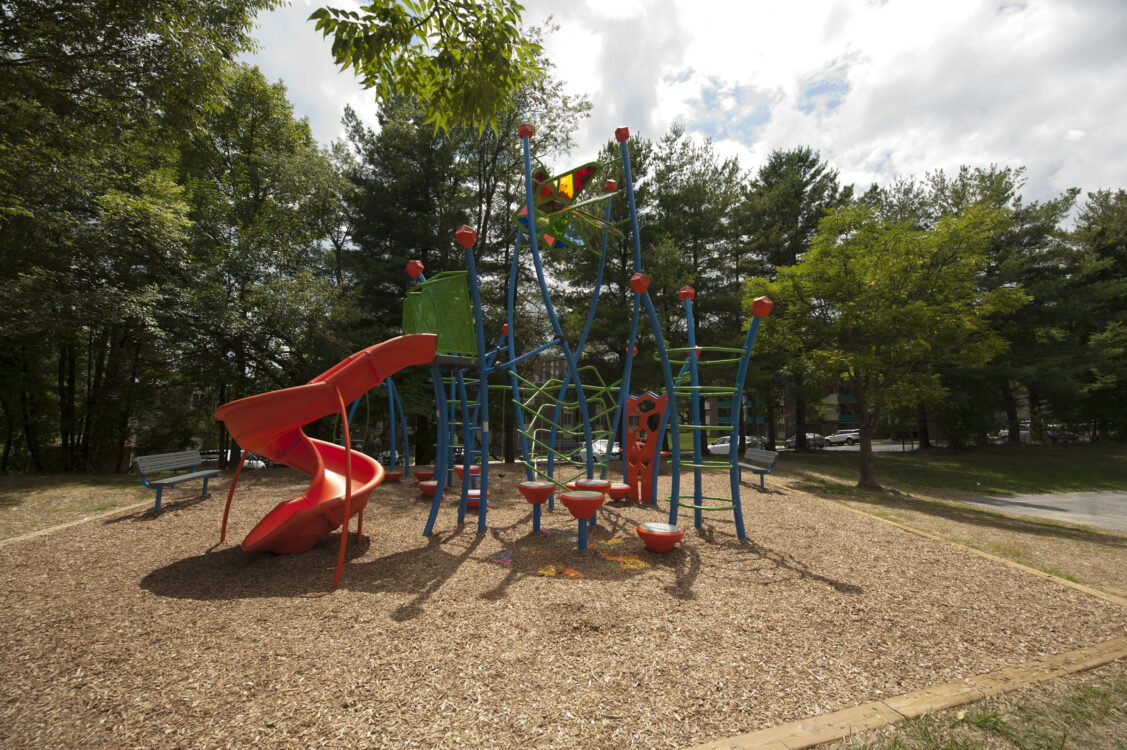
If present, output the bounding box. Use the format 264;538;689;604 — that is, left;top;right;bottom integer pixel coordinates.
0;473;160;540
782;442;1127;497
826;659;1127;750
775;442;1127;597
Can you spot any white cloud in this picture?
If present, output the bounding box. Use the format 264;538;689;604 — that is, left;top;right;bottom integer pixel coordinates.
242;0;380;144
249;0;1127;203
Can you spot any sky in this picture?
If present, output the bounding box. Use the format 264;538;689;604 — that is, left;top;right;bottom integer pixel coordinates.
245;0;1127;204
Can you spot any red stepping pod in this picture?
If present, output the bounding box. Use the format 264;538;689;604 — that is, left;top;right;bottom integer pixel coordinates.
418;480;438;498
414;470;435;482
560;491;604;520
453;465;481;480
518;481;555;505
636;522;683;553
574;478;611;497
607;483;631;501
463;489;489;509
383;471;403;483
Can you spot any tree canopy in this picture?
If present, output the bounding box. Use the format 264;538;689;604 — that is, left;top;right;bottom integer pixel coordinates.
311;0;543;132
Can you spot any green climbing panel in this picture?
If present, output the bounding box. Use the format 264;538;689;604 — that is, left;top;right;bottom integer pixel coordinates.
403;271;477;358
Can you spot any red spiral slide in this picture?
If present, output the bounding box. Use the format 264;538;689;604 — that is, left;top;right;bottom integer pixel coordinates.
214;334;437;584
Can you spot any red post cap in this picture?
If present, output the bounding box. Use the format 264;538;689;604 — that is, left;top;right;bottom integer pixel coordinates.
518;123;534;138
678;285;695;301
615;127;630;142
406;259;424;277
751;296;773;318
455;225;477;249
501;323;508;335
605;179;618;192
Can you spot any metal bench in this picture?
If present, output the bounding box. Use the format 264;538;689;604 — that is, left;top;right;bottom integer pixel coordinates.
133;450;221;513
739;448;779;489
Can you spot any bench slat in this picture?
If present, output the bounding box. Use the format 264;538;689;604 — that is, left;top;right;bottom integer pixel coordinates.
134;450;204;474
150;469;221;487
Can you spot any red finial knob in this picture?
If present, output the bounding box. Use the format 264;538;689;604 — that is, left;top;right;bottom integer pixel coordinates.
678;286;695;301
406;259;424;277
518;123;534;138
630;273;649;294
615;127;630;142
501;323;508;335
455;225;477;249
751;296;773;318
605;179;617;192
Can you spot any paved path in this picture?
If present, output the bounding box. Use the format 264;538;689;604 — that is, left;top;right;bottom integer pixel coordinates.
960;491;1127;533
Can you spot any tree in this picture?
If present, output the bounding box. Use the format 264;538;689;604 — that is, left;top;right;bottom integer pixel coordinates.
743;147;853;449
1074;189;1127;436
746;204;1024;488
174;66;357;463
311;0;543;131
0;0;276;471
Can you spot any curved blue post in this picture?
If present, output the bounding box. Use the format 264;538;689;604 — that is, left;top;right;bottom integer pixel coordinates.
726;315;765;540
505;232;535;481
519;130;596;485
617;131;680;511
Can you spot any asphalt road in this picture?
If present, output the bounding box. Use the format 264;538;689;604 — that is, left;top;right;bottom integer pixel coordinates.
959;491;1127;533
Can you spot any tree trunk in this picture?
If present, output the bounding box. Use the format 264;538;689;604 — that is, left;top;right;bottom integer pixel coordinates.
794;373;807;450
217;382;229;469
855;384;880;489
765;397;777;451
1002;382;1020;444
0;392;13;473
916;401;931;449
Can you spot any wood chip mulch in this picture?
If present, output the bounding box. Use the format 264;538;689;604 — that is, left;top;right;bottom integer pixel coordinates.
1;467;1123;749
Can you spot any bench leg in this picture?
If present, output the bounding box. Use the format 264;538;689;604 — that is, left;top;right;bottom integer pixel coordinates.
154;487;163;514
202;476;211;496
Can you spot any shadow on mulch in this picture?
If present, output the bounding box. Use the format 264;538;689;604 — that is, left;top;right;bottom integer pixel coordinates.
140;527;484;611
792;478;1127;549
104;493;213;523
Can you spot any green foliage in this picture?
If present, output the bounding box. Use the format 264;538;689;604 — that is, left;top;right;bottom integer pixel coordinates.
0;0;277;471
748;203;1025;486
310;0;543;132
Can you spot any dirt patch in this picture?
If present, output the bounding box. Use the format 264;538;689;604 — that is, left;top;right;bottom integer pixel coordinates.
1;467;1124;749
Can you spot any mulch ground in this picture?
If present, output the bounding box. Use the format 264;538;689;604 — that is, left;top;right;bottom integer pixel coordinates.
1;466;1124;749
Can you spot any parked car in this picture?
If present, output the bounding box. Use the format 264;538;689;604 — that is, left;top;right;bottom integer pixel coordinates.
707;436;734;456
707;435;767;456
573;439;620;462
825;429;860;446
783;432;826;449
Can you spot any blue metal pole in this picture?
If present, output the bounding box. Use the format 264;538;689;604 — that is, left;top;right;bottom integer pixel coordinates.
422;364;449;537
460;226;491;534
684;296;704;527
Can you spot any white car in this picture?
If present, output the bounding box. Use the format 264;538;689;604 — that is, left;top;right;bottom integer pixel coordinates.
825;429;860;446
707;436;734;456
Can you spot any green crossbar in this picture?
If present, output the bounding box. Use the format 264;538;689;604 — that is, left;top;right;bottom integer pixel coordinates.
674;496;737;512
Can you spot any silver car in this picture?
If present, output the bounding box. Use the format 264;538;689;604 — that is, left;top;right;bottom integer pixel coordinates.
825;429;860;446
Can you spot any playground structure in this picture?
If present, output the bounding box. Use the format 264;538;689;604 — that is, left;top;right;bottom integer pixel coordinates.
213;123;771;585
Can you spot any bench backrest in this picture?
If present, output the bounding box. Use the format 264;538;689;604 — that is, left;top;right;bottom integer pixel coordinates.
134;450;204;475
743;448;779;469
